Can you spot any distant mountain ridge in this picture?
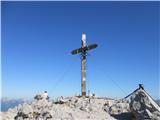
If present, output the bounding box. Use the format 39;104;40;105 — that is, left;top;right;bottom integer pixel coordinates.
1;97;27;111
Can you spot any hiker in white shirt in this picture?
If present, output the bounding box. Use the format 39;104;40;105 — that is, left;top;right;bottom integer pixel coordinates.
42;91;49;100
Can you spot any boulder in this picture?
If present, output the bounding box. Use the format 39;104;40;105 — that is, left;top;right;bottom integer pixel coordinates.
108;100;130;115
41;111;52;119
130;88;160;120
14;112;29;120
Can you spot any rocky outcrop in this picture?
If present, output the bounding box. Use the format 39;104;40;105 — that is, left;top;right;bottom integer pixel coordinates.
130;88;160;120
1;94;120;120
108;100;130;115
2;86;159;120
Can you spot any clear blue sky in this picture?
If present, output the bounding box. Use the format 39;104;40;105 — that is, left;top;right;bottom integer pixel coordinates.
2;1;159;99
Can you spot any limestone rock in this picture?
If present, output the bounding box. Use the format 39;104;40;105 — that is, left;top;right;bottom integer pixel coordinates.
107;100;130;115
130;88;160;120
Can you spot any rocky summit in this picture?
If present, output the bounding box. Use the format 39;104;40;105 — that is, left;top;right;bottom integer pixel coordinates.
1;87;160;120
130;88;160;120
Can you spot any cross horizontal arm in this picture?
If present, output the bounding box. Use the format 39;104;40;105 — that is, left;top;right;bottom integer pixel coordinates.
71;44;98;55
87;44;98;51
71;47;83;55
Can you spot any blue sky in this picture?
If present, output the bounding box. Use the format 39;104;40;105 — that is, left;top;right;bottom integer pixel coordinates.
2;2;159;99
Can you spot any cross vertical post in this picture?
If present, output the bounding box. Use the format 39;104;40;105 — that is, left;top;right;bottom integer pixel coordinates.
81;34;87;96
81;54;86;96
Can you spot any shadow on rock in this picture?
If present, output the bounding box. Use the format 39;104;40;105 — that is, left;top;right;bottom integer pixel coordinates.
111;112;132;120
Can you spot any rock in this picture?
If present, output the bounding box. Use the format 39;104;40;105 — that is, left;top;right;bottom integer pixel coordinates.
41;111;52;119
55;96;68;104
21;103;33;114
34;94;43;100
32;112;40;119
108;100;130;115
1;93;128;120
130;88;160;120
34;91;49;101
14;112;29;120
